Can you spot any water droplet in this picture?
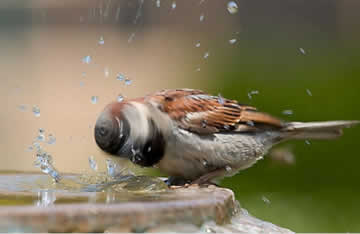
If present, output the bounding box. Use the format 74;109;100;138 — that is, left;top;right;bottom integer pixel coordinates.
195;67;201;72
91;96;98;104
125;78;132;85
246;120;254;126
32;105;40;117
156;0;161;8
128;32;136;43
17;104;26;112
227;1;238;14
217;93;225;105
106;159;117;177
225;165;232;172
47;134;56;145
117;95;124;102
147;146;152;152
104;67;109;77
229;38;237;44
200;13;205;21
88;156;98;171
36;128;45;142
116;73;125;81
34;151;61;182
282;109;293;115
98;36;105;45
299;47;306;55
306;89;312;96
82;55;92;64
203;51;210;59
261;195;271;204
195;42;201;47
26;145;33;152
248;90;259;99
171;1;176;9
202;160;208;167
305;140;311;145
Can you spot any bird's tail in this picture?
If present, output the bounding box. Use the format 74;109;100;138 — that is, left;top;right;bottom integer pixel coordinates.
280;120;359;140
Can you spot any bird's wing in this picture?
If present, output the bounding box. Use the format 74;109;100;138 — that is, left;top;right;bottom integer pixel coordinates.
148;89;284;134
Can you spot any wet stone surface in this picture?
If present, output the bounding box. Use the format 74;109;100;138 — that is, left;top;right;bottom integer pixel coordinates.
0;173;293;233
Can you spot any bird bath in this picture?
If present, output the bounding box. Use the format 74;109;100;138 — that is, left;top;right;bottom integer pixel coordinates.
0;172;293;233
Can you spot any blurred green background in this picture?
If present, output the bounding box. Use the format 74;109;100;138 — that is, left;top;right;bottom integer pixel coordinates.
1;0;360;232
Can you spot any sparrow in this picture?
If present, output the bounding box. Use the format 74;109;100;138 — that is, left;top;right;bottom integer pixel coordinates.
94;88;359;185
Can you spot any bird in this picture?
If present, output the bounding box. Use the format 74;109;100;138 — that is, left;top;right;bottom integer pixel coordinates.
94;88;359;185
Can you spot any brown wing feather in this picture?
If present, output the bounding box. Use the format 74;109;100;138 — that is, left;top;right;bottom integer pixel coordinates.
148;89;283;134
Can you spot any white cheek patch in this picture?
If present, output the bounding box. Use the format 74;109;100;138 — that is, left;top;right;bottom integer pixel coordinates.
123;102;150;142
114;116;123;139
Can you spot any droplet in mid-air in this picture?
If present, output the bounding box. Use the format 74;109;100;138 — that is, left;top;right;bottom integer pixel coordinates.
217;93;225;105
91;96;98;104
200;14;205;21
116;73;125;81
104;67;109;77
261;195;271;204
88;156;98;172
248;90;259;99
18;104;27;112
305;140;311;145
306;89;312;96
195;42;201;47
106;159;117;177
171;1;176;10
282;110;293;115
203;51;210;59
37;128;45;142
195;67;201;72
125;78;132;85
98;36;105;45
117;95;124;102
32;105;40;117
156;0;161;8
47;134;56;145
229;38;237;44
299;47;306;55
225;165;232;172
82;55;92;64
227;1;238;14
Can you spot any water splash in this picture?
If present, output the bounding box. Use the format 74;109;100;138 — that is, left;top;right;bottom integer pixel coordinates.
34;151;62;182
227;1;239;14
